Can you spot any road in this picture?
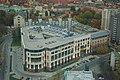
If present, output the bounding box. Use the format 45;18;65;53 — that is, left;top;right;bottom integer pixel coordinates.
0;34;12;80
99;54;116;80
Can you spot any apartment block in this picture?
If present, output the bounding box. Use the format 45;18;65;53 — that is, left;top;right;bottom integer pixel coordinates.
110;11;120;44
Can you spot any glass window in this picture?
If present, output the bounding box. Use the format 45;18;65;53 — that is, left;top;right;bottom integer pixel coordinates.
55;54;57;59
31;65;33;69
62;52;64;57
51;56;54;61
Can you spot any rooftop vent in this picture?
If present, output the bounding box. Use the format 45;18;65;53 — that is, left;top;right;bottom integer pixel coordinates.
29;34;35;39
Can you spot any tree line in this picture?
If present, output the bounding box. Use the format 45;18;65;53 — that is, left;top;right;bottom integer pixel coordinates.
0;10;15;36
72;7;102;29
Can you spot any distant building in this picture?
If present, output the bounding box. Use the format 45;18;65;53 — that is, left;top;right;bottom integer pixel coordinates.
101;9;118;30
110;10;120;44
64;71;95;80
110;52;120;72
14;15;25;28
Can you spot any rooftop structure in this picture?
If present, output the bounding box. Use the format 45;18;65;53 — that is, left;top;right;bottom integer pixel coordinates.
64;71;95;80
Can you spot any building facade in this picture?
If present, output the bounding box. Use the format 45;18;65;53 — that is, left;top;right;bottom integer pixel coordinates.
110;52;120;73
21;25;91;72
101;9;118;30
91;30;109;53
14;15;25;28
110;11;120;44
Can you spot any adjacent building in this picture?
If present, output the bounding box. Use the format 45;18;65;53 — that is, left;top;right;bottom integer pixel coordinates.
110;52;120;73
64;71;95;80
91;30;109;53
101;8;118;30
14;11;27;28
110;10;120;44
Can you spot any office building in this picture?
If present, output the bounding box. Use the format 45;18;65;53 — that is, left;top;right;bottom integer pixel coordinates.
21;23;91;72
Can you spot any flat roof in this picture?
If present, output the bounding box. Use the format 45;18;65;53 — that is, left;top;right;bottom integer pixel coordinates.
21;25;91;50
64;71;95;80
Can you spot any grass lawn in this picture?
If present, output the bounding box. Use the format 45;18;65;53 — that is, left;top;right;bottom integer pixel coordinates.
12;38;21;46
12;27;21;47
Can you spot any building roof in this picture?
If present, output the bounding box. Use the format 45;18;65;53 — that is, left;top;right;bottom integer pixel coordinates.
112;52;120;57
15;10;27;18
91;30;109;39
64;71;95;80
21;24;90;50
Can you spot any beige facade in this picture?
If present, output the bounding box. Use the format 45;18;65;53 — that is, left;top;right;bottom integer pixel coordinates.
21;25;91;72
14;15;25;28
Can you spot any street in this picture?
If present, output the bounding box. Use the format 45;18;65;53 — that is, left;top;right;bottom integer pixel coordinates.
0;34;12;80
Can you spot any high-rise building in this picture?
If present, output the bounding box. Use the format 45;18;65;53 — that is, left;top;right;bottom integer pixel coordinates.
101;9;118;30
110;10;120;44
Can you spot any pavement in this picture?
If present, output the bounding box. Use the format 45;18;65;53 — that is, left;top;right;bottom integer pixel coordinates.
0;34;12;80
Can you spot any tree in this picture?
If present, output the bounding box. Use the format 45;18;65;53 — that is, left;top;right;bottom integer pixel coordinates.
4;12;15;26
0;10;6;24
94;13;102;19
45;11;48;16
0;24;7;36
31;14;37;20
70;6;76;11
82;11;93;19
90;19;101;29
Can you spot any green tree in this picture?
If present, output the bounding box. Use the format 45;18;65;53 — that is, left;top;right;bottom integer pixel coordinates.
70;6;76;11
94;13;102;19
82;11;93;19
4;12;15;26
0;10;6;24
45;11;48;16
0;24;7;36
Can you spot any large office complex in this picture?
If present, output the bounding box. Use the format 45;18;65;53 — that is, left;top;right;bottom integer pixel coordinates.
21;24;91;72
15;12;110;72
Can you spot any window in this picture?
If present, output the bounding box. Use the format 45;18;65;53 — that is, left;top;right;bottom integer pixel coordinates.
55;51;58;53
51;52;54;54
68;49;70;54
51;56;54;61
31;65;33;69
18;24;20;26
71;48;73;53
65;47;67;49
31;57;41;62
59;53;61;58
65;51;67;55
62;52;64;57
39;64;41;68
55;54;57;59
